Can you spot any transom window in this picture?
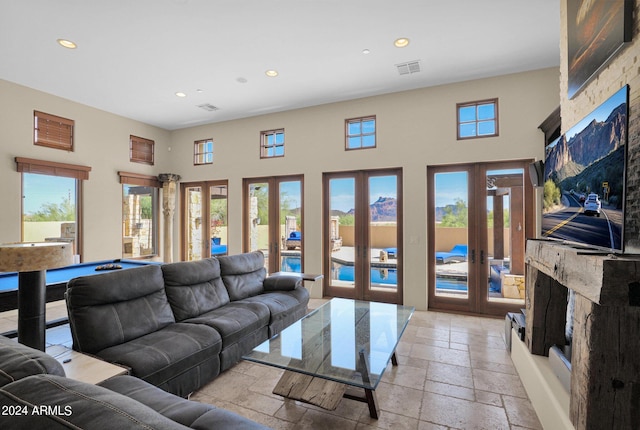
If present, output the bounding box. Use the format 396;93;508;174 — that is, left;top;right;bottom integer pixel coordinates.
194;139;214;165
346;116;376;150
457;99;498;139
34;111;74;151
130;135;154;165
260;129;285;158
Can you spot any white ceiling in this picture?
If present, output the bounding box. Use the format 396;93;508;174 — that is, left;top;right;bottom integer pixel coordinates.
0;0;560;131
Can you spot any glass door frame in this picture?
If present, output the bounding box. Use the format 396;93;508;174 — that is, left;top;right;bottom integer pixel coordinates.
242;175;304;274
427;160;534;316
180;180;228;261
323;168;403;304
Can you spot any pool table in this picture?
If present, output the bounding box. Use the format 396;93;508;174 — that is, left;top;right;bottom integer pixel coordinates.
0;259;160;312
0;259;160;349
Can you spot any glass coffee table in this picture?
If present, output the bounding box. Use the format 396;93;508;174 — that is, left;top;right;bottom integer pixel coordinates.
243;298;414;418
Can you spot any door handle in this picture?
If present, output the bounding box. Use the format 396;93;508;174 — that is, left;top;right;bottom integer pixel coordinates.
480;250;485;265
471;249;475;264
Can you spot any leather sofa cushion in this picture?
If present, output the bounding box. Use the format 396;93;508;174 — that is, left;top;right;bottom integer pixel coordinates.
0;374;191;429
217;251;267;300
162;258;231;321
66;265;175;354
242;288;309;336
184;301;270;348
0;335;65;387
100;375;270;429
96;323;222;396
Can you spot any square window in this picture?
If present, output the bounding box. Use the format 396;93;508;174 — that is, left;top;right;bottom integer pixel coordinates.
130;135;154;165
194;139;214;165
346;116;376;150
456;99;498;140
34;111;74;151
261;129;285;158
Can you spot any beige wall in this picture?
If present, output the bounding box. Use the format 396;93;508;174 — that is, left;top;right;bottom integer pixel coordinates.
0;79;170;260
0;67;559;309
168;67;559;308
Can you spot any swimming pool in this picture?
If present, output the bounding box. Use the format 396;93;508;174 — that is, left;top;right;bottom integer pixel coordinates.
280;256;468;291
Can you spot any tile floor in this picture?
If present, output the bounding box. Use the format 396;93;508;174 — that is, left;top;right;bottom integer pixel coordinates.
1;299;542;430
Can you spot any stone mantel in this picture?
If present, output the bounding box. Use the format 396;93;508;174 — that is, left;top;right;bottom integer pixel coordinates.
524;239;640;430
525;239;640;307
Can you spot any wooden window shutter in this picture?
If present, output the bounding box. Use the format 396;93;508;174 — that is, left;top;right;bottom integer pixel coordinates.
34;111;74;151
15;157;91;180
130;135;155;165
118;171;161;188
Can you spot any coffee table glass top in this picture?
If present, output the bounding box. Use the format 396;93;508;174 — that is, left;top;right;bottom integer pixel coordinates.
243;298;414;390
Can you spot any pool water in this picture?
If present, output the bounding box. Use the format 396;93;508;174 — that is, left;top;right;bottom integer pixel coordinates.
280;256;468;291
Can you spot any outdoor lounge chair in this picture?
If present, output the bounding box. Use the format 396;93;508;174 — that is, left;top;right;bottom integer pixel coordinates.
211;237;228;256
285;231;301;249
384;247;397;258
435;244;468;264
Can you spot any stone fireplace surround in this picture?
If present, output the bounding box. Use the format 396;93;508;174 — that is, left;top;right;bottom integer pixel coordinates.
523;239;640;430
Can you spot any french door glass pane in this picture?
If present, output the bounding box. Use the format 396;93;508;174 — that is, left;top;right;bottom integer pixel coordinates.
485;168;526;305
368;175;398;292
122;185;157;258
248;182;269;268
329;177;355;289
433;171;469;298
279;180;302;273
22;173;77;254
209;184;228;257
185;186;203;261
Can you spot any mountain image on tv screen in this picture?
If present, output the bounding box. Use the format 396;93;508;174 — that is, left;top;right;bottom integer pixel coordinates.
542;85;628;251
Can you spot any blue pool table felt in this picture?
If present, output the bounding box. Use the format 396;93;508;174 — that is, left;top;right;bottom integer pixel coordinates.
0;259;159;292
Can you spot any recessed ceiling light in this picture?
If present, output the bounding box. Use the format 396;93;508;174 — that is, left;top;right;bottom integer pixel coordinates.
362;49;371;55
175;92;187;98
196;89;204;93
394;38;410;48
57;39;77;49
236;77;248;84
265;70;279;77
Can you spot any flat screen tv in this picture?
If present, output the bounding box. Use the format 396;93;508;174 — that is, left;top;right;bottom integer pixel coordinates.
542;85;628;252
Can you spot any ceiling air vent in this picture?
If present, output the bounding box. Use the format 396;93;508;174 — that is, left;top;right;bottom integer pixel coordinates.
396;60;421;75
197;103;219;112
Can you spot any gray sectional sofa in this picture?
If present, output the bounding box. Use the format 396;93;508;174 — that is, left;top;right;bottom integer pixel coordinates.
65;251;309;397
0;334;269;429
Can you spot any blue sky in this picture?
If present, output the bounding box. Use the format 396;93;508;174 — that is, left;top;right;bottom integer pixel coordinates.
279;181;301;208
23;173;75;214
435;172;468;208
329;176;398;212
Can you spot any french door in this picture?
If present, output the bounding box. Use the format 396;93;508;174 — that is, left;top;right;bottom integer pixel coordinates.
181;181;228;261
323;169;403;304
427;161;533;316
243;175;304;274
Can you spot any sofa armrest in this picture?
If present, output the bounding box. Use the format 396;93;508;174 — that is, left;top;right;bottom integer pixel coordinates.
0;335;65;387
263;275;302;291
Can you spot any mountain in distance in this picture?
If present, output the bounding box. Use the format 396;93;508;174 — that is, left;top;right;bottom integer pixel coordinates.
331;196;398;222
367;196;397;222
544;102;626;184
